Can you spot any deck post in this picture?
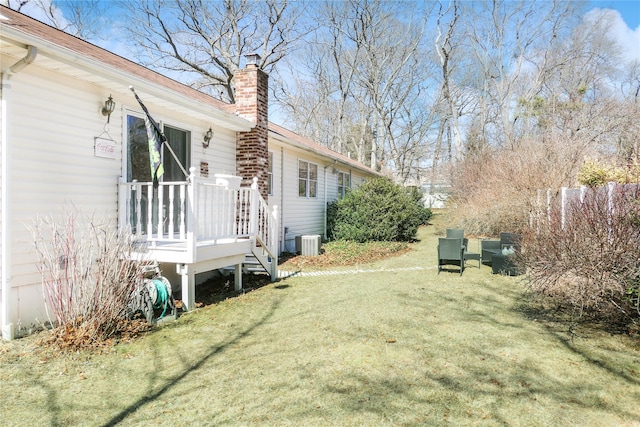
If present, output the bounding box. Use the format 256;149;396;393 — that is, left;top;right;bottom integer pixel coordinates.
177;263;195;311
118;177;128;234
234;263;243;291
187;167;198;261
249;177;259;236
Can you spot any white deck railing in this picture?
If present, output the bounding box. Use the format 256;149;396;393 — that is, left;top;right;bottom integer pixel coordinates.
118;168;278;263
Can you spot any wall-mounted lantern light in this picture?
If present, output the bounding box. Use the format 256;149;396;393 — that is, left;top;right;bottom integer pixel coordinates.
101;94;115;123
203;127;213;148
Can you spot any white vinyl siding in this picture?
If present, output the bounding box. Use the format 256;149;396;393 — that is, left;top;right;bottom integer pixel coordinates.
271;139;376;251
278;149;325;240
197;126;237;178
1;58;240;329
7;66;124;325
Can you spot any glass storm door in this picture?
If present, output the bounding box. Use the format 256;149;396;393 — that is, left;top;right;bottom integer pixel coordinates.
126;115;191;236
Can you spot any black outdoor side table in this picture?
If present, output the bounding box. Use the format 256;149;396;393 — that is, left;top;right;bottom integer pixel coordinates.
491;253;521;276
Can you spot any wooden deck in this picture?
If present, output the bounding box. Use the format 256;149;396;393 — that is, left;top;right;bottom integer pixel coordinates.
136;237;252;263
119;169;278;310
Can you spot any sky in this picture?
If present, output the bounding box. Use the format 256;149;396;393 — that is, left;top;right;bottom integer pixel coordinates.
17;1;639;56
7;0;638;129
588;0;640;61
13;1;640;66
590;0;640;28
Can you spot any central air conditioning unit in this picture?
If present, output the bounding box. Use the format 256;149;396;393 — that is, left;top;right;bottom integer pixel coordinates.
295;234;321;256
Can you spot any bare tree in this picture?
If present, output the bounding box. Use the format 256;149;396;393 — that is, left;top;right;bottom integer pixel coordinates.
347;1;433;172
120;0;307;103
517;8;630;173
1;0;30;12
616;60;640;160
275;2;362;155
276;0;370;160
463;0;577;149
428;0;483;194
2;0;107;39
434;0;464;162
278;0;435;179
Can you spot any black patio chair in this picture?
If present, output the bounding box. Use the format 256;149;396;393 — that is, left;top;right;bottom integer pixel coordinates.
437;238;465;276
481;233;523;274
445;228;464;239
446;228;480;268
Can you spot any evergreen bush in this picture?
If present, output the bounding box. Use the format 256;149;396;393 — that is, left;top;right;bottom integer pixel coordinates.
326;200;338;241
329;178;430;242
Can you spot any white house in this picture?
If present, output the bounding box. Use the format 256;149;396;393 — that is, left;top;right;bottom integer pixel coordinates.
0;6;380;340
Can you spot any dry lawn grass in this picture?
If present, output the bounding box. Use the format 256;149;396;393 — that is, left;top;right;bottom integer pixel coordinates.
1;214;639;426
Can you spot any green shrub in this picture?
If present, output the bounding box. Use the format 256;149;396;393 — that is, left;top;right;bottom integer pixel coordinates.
329;178;429;242
577;160;624;187
326;200;339;240
408;186;434;225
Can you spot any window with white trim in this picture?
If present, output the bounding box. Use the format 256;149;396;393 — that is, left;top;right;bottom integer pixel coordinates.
337;171;351;198
298;160;318;198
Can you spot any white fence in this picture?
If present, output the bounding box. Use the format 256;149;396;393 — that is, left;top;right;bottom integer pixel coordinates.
533;182;639;230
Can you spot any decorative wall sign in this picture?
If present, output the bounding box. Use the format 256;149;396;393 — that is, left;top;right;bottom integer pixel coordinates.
94;137;116;159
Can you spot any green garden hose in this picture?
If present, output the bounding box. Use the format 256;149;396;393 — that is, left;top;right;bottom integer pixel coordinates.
152;278;169;319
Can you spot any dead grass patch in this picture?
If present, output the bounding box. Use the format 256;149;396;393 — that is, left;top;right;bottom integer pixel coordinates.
279;240;409;270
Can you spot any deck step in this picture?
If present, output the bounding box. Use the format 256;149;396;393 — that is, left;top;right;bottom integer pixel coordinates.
219;254;271;276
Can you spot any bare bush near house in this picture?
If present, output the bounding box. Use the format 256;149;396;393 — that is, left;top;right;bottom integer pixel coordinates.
523;185;640;325
30;213;147;347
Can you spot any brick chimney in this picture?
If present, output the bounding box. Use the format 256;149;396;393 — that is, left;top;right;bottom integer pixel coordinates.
235;53;269;198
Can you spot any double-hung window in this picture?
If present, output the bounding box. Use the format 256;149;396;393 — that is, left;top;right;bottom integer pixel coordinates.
298;160;318;198
337;171;351;198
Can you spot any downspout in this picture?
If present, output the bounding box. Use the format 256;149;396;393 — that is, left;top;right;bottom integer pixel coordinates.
2;46;38;340
323;165;328;240
279;146;284;253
